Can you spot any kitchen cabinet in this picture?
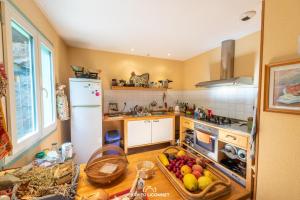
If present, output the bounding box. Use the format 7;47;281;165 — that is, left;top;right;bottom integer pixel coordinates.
125;116;174;149
127;120;152;147
151;118;173;143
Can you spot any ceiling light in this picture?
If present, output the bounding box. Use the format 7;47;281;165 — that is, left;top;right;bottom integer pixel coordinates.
130;48;135;52
167;53;171;57
240;10;256;21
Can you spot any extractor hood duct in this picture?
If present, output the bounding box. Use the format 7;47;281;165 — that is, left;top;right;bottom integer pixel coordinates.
195;40;253;88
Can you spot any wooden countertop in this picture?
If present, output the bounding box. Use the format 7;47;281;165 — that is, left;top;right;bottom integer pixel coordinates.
103;113;177;122
76;149;250;200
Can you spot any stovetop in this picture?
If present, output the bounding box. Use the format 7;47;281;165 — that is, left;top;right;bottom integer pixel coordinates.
198;115;236;125
187;114;250;134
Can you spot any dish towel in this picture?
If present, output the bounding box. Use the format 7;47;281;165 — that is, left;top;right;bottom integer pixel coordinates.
56;84;70;121
250;90;258;159
0;64;12;160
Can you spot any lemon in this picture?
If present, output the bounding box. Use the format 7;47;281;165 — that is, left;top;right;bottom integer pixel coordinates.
198;176;213;190
203;169;216;181
183;174;198;192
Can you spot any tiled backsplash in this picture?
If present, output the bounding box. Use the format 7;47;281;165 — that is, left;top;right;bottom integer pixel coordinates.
103;90;182;113
181;87;258;120
103;86;258;121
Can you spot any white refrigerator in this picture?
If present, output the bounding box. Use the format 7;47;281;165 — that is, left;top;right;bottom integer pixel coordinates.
69;78;102;164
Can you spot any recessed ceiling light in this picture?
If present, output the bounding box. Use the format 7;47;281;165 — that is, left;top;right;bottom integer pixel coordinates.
240;10;256;21
130;48;135;52
167;53;171;57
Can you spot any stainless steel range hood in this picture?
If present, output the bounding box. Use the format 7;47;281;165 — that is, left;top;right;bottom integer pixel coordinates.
195;40;253;88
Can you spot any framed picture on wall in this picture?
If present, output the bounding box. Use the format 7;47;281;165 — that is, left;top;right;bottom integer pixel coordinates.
264;59;300;114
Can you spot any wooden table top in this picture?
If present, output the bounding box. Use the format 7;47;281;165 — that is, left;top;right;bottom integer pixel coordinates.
76;149;250;200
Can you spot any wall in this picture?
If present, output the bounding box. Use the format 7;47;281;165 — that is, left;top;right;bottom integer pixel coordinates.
183;32;261;90
67;47;184;90
178;32;260;120
256;0;300;199
67;47;184;113
6;0;69;168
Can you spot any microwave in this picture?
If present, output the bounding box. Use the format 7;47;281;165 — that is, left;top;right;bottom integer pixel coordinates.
193;123;219;161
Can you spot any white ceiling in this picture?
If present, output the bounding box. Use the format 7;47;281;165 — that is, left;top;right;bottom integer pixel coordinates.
35;0;261;60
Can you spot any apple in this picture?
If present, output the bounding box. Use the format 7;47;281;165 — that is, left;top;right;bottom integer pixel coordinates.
192;170;202;179
192;164;203;173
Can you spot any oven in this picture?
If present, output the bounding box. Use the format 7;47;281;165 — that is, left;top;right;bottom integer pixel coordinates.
193;123;219;161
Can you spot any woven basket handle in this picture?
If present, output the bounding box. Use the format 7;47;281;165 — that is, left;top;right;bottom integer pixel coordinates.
86;144;128;167
198;180;230;198
162;146;181;154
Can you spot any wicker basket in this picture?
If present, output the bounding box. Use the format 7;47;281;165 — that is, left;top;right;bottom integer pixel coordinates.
84;145;128;184
157;146;231;200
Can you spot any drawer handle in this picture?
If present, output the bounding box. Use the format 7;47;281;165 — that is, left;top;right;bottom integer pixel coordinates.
144;120;150;123
184;122;189;124
153;120;159;122
226;135;237;140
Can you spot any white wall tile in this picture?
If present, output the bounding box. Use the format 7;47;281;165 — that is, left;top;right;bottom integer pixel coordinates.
103;86;258;120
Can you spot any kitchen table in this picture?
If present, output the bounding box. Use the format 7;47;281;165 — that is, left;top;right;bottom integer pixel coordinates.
76;149;250;200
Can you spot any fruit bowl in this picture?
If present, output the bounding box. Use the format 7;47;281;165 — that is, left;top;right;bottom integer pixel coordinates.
157;146;231;200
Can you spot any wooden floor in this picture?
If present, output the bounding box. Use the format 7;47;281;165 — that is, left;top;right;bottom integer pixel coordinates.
76;148;250;200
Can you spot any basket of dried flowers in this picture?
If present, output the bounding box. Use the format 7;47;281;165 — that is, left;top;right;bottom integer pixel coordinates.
11;161;80;200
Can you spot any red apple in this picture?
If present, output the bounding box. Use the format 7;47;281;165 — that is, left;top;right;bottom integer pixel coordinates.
192;170;202;179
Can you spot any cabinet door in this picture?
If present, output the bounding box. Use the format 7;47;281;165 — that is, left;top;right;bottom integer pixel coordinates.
127;120;152;147
151;118;173;143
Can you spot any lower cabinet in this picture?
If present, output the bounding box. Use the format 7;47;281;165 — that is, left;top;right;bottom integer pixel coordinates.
127;118;174;148
127;120;152;147
151;118;173;143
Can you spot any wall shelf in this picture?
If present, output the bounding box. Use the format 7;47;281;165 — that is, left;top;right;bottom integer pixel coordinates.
111;86;167;91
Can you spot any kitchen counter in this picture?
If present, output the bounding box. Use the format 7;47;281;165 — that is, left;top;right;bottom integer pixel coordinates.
103;112;178;122
76;149;250;200
181;115;251;136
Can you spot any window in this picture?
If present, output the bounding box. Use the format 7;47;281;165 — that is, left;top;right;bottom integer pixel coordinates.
3;2;56;160
41;44;55;129
11;21;37;142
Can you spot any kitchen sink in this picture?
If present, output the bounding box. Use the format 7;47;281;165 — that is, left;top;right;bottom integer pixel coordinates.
151;111;166;116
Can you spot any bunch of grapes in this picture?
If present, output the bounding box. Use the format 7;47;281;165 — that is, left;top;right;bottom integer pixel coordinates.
166;155;196;180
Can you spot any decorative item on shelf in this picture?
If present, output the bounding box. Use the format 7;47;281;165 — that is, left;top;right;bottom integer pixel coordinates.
264;59;300;115
158;79;173;89
56;84;70;121
71;65;100;79
129;72;149;87
118;80;126;86
111;79;118;86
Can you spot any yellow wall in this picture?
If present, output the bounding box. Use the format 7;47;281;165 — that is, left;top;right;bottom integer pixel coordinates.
256;0;300;199
7;0;69;168
183;32;261;90
67;47;184;90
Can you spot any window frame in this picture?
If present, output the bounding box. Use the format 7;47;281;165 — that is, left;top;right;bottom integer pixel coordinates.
2;2;57;163
39;38;57;136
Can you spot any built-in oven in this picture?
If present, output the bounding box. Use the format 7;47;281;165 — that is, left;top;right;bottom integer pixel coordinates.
193;123;219;161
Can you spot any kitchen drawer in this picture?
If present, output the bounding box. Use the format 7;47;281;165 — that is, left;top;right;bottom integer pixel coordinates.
219;130;248;149
181;118;194;129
